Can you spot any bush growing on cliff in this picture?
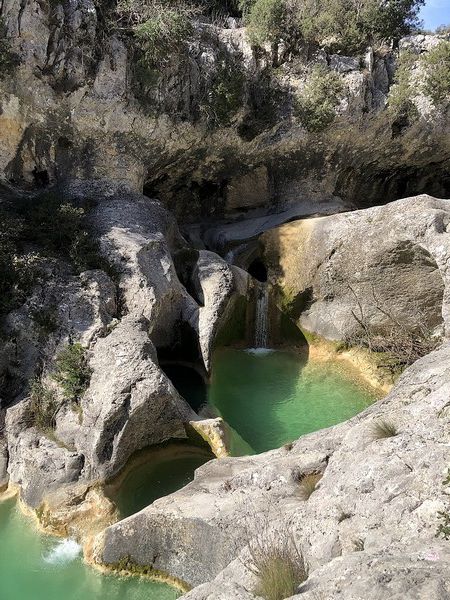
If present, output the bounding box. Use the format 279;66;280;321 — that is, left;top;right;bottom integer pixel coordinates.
117;0;195;67
246;0;286;48
201;57;245;126
22;192;104;273
24;379;59;432
52;343;91;403
422;41;450;107
294;65;344;132
242;0;424;56
388;49;419;124
0;209;39;316
0;18;20;78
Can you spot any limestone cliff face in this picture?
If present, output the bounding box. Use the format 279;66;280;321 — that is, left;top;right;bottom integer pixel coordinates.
1;1;449;222
0;182;249;508
261;195;450;342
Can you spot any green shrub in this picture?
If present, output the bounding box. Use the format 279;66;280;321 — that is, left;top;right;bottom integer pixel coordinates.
117;0;195;68
389;50;419;122
246;0;286;48
243;0;424;56
422;41;450;107
0;18;20;78
31;306;59;335
52;343;91;403
24;379;59;432
202;58;245;126
0;210;39;315
22;192;105;273
295;66;344;132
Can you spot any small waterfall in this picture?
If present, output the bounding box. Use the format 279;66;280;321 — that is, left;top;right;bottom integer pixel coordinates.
254;284;269;348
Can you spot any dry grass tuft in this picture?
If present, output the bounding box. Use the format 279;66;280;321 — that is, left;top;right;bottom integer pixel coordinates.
370;419;398;440
248;523;308;600
292;470;323;500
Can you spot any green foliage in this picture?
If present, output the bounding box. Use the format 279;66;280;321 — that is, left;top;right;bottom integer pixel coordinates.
246;0;286;48
295;66;344;132
243;0;424;55
52;343;91;403
24;379;59;432
0;18;20;78
370;419;398;440
202;58;245;126
118;0;194;68
389;50;419;122
0;210;38;316
422;41;450;107
31;306;59;335
22;192;105;273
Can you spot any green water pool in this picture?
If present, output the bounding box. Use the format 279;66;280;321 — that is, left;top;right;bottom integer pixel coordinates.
208;348;380;455
0;499;178;600
106;444;213;518
0;348;380;599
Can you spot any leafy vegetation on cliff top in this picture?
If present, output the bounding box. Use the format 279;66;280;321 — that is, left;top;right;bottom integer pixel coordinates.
242;0;425;54
423;40;450;107
117;0;425;67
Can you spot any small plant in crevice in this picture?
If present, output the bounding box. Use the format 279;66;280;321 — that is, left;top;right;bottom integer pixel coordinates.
436;469;450;540
352;538;365;551
292;469;323;500
52;343;92;404
370;419;398;440
23;379;59;433
247;523;308;600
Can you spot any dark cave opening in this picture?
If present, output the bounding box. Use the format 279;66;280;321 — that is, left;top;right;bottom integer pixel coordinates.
248;258;268;283
160;363;207;413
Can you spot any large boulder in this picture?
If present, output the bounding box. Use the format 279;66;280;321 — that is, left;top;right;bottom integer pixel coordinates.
262;195;450;341
78;316;195;480
193;251;249;370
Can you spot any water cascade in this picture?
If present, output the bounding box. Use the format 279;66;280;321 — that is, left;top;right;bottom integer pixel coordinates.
254;284;269;348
